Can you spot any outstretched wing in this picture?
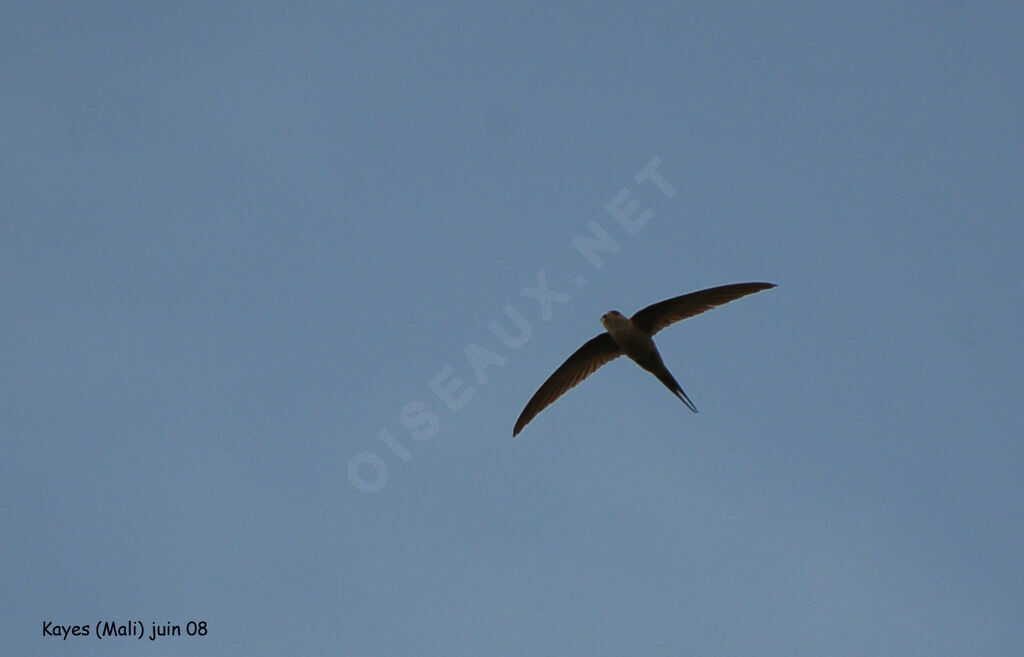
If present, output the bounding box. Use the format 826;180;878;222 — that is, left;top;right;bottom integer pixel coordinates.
631;282;776;336
513;333;622;436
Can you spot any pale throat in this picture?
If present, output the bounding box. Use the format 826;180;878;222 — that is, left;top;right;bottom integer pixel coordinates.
600;311;636;341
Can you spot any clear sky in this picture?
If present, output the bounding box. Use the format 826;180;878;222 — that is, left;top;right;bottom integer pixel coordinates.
3;2;1022;655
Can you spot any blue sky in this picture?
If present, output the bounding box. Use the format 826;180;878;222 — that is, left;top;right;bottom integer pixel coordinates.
3;2;1022;655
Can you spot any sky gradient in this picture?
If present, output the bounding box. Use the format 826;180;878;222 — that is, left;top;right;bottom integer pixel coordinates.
3;2;1023;655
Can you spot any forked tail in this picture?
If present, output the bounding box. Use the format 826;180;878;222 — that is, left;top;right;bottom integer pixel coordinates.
651;366;698;413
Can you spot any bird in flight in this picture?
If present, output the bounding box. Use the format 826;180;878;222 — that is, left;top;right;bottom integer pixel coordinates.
512;282;776;436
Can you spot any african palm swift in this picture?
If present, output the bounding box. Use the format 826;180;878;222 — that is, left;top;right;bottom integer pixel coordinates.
512;282;776;436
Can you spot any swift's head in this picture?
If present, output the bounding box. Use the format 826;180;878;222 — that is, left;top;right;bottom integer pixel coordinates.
600;310;629;331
